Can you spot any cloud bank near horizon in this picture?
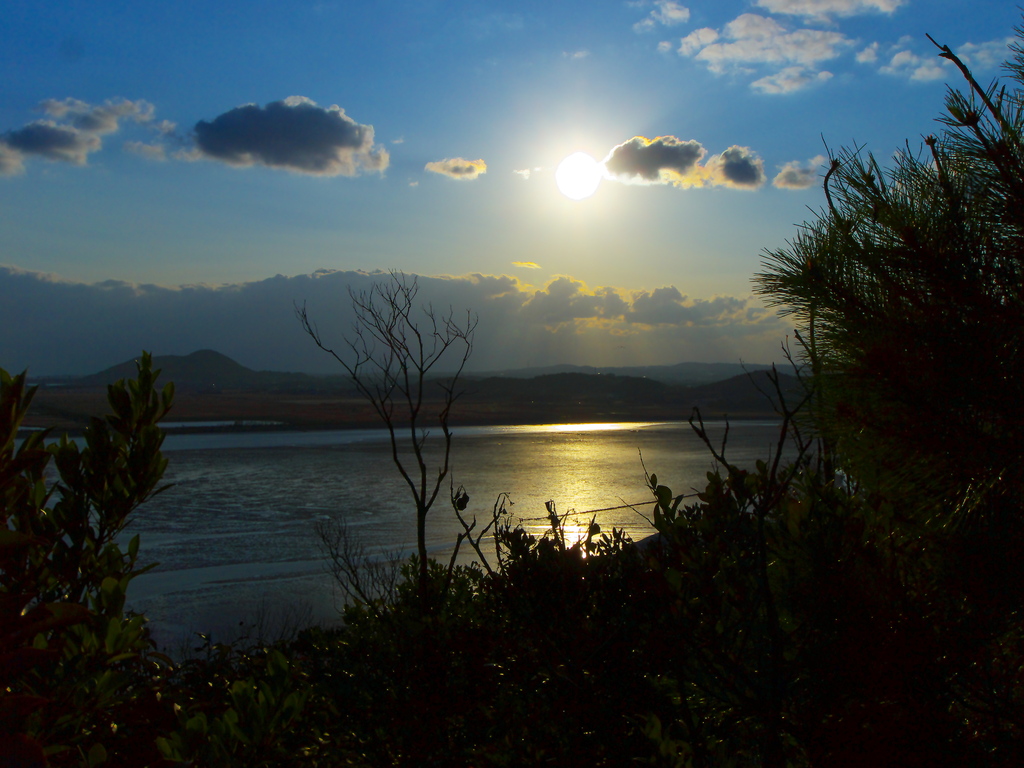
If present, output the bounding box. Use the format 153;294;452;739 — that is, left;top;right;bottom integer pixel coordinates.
0;266;788;376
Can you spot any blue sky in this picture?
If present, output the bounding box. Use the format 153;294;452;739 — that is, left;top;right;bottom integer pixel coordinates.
0;0;1018;374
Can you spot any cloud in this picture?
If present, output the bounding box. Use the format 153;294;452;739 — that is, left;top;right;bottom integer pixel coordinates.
678;28;720;56
628;287;747;326
603;135;706;184
39;97;154;134
956;37;1015;70
124;140;167;161
856;42;879;63
513;168;534;180
872;36;1009;82
704;146;767;189
563;50;590;60
0;266;786;375
753;0;904;22
425;157;487;180
634;1;690;32
0;144;25;175
602;136;765;190
521;277;632;326
752;66;833;93
676;13;853;91
512;261;542;269
2;121;101;166
0;97;157;176
879;45;945;81
772;154;827;189
192;96;389;176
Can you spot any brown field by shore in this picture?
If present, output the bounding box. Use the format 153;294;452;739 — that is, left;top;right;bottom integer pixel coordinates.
23;384;774;434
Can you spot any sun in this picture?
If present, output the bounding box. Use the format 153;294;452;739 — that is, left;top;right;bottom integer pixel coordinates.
555;152;602;200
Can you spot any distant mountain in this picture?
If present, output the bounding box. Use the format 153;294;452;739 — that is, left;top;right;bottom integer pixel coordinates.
678;370;801;416
34;351;798;429
67;350;795;415
73;350;345;392
468;361;776;386
462;369;800;420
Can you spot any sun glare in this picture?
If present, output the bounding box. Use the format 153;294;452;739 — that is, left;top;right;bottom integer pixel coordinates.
555;152;602;200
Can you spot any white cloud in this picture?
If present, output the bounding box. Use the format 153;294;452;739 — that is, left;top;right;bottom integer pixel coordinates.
634;1;690;32
772;154;827;188
956;37;1015;70
752;66;833;93
856;42;879;63
871;36;1010;83
677;13;852;91
39;98;154;134
754;0;905;23
678;28;719;56
880;47;946;81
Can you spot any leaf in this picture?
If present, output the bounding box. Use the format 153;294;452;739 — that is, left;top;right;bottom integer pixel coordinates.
655;485;673;508
87;742;108;767
0;529;44;552
17;603;91;638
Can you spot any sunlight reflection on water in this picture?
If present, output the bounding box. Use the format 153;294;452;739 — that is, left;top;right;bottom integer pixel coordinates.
127;420;784;647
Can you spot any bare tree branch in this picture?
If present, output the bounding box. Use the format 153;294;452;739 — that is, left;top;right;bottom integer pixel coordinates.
298;271;478;607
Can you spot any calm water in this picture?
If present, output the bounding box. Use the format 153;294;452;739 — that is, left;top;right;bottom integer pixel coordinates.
125;420;784;645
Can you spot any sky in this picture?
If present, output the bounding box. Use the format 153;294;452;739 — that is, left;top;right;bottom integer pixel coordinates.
0;0;1018;375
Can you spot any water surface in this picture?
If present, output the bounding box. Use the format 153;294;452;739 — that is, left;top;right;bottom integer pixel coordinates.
127;420;785;645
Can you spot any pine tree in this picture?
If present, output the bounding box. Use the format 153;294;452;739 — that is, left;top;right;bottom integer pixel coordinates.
756;30;1024;525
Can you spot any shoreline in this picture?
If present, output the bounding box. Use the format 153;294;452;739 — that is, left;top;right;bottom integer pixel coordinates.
22;378;790;436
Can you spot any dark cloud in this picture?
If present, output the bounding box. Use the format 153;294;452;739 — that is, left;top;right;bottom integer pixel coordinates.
0;97;157;176
706;145;766;189
521;277;630;325
192;96;388;176
603;135;705;183
0;266;785;376
425;157;487;180
629;288;746;325
602;136;765;189
2;122;101;165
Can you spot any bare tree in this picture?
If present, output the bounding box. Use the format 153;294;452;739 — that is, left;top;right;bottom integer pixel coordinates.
297;271;477;605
